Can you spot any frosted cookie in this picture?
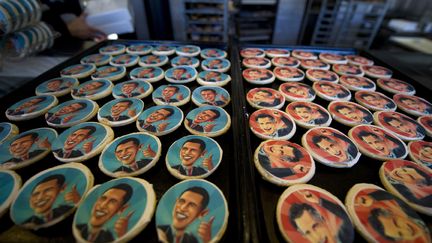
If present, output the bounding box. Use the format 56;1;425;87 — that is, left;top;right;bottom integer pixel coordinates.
328;101;373;126
393;94;432;117
0;122;18;144
286;101;332;128
306;69;339;83
10;163;93;230
0;170;20;218
243;68;275;85
60;64;95;79
52;122;114;163
200;48;227;59
346;55;374;66
201;58;230;72
155;179;228;242
138;54;169;67
6;95;58;121
192;86;230;108
126;44;152;55
80;53;111;66
99;133;161;177
246;87;285;109
339;75;375;91
380;159;432;216
332;64;364;77
274;67;305;82
272;56;300;68
408;140;432;170
240;48;265;58
91;66;126;81
302;127;360;168
112;80;153;99
0;2;14;35
184;106;231;137
170;56;199;68
99;44;126;55
313;81;351;101
417;115;432;137
197;71;231;87
109;54;139;67
46;99;98;128
152;45;175;56
277;184;354;243
348;125;407;161
152;84;190;106
129;66;164;82
166;135;222;179
345;183;430;243
165;66;197;83
362;65;392;79
319;53;347;64
300;59;330;70
98;98;143;127
374;111;426;141
355;90;396;111
249;109;295;140
35;77;78;97
242;57;271;69
0;128;57;170
73;177;156;243
265;48;290;58
176;45;200;57
71;79;113;100
137;105;183;136
291;50;317;60
377;78;415;95
279;82;316;102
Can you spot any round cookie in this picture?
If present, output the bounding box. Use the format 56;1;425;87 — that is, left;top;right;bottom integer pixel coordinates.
197;71;231;87
417;115;432;137
254;140;315;186
52;122;114;163
373;111;426;141
200;48;227;59
170;56;200;68
339;75;376;91
361;65;392;79
45;99;98;128
291;50;317;60
249;109;296;140
152;45;175;55
265;48;290;58
0;2;14;35
328;101;373;126
71;79;113;100
319;53;347;64
240;48;265;58
0;122;18;144
0;170;21;218
73;177;156;243
126;44;152;55
99;44;126;55
201;58;230;72
306;69;339;83
155;179;228;242
277;184;354;243
80;53;111;66
242;57;271;69
192;86;230;108
6;95;58;121
175;45;201;57
184;106;231;137
243;68;275;85
393;94;432;117
278;82;316;102
302;127;360;168
35;77;78;97
300;59;330;70
138;54;169;67
332;63;364;77
165;66;197;83
136;105;183;136
129;66;164;82
112;80;153;99
91;65;126;81
355;90;396;111
377;78;415;95
348;125;407;161
345;55;374;66
98;98;144;127
109;54;139;67
99;132;161;177
408;140;432;170
166;135;222;179
273;67;305;82
246;87;285;109
344;183;430;243
60;64;95;79
313;81;351;101
271;56;300;68
152;84;191;106
286;101;332;129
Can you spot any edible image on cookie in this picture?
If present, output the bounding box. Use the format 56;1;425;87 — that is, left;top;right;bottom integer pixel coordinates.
319;53;347;64
408;140;432;170
272;57;300;68
99;44;126;55
98;98;143;127
201;58;230;73
170;56;200;68
276;184;354;243
52;122;114;163
355;90;396;111
265;48;290;58
71;79;113;100
152;45;175;56
175;45;201;57
197;71;231;87
246;87;285;109
339;75;375;91
60;64;95;79
346;55;374;66
6;95;58;121
0;170;20;218
374;111;426;141
138;55;169;67
328;101;373;126
240;48;265;58
348;125;407;161
362;65;392;79
332;64;364;77
137;105;183;136
274;67;305;82
286;101;332;128
200;48;227;59
126;44;152;55
152;85;191;106
377;78;415;95
99;133;161;177
417;115;432;137
109;54;139;67
35;77;78;97
313;81;351;101
291;50;318;60
80;54;111;66
192;86;230;108
10;163;93;230
73;177;156;243
0;122;18;144
91;66;126;81
279;83;316;102
393;94;432;117
165;66;197;83
300;59;330;70
156;179;228;243
129;66;164;82
306;69;339;83
242;57;271;69
243;68;275;85
112;80;153;99
249;109;296;140
184;106;231;137
46;99;98;128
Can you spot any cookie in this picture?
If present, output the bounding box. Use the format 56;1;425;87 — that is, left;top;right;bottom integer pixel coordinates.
332;64;364;77
129;66;164;82
373;111;426;141
98;98;144;127
274;67;305;82
265;48;290;58
313;81;351;101
165;66;197;83
99;132;161;177
166;135;222;179
112;80;153;99
355;90;397;111
192;86;230;108
417;115;432;137
46;99;98;128
201;58;230;72
249;109;296;140
184;106;231;137
152;45;175;56
306;69;339;83
136;105;183;136
0;3;13;35
348;125;407;161
170;56;200;68
278;82;316;102
52;122;114;163
393;94;432;117
99;44;126;55
319;53;348;64
345;55;374;66
197;71;231;87
300;59;330;70
271;56;300;68
200;48;227;59
328;101;373;126
246;87;285;109
0;122;18;144
361;65;392;79
240;48;265;58
152;84;191;106
138;54;169;67
73;177;156;243
91;65;126;81
242;57;271;69
377;78;415;95
126;44;152;55
35;77;78;97
339;75;376;91
80;53;111;66
60;64;95;79
408;140;432;170
243;68;275;85
71;79;113;100
291;50;318;60
285;101;332;128
175;45;201;57
0;170;20;218
6;95;58;121
109;54;139;67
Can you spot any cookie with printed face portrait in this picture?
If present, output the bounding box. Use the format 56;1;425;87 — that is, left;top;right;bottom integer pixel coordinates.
152;85;191;106
249;109;296;140
137;105;183;136
272;57;300;68
240;48;265;58
333;64;364;77
6;95;58;121
0;2;14;35
319;53;348;64
242;57;271;69
355;90;396;111
112;80;153;99
243;68;275;85
126;44;152;55
345;55;374;66
99;44;126;55
265;48;290;58
279;83;316;102
286;101;332;129
339;75;375;91
408;140;432;170
80;54;111;66
393;94;432;117
175;45;201;57
300;59;330;70
201;58;230;73
129;67;164;83
200;48;227;59
377;78;415;95
306;69;339;83
0;122;18;144
138;54;169;67
313;81;351;101
192;86;230;108
45;99;98;128
98;98;144;127
362;65;392;79
291;50;318;60
170;56;200;68
246;87;285;109
36;77;78;97
417;115;432;137
0;170;20;218
109;54;139;67
374;111;426;141
184;106;231;137
71;79;113;101
152;45;176;56
274;67;305;82
165;66;197;84
328;101;373;127
197;71;231;87
91;66;126;81
60;64;95;79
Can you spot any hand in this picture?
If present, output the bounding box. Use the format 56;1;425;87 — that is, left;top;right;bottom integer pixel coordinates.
38;137;51;150
62;115;75;123
292;164;309;174
300;190;320;204
204;123;215;133
198;216;215;243
64;185;81;204
114;210;134;238
177;93;183;100
157;122;169;131
220;95;228;103
82;138;96;154
202;154;214;171
67;13;106;41
142;145;156;158
128;109;136;117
